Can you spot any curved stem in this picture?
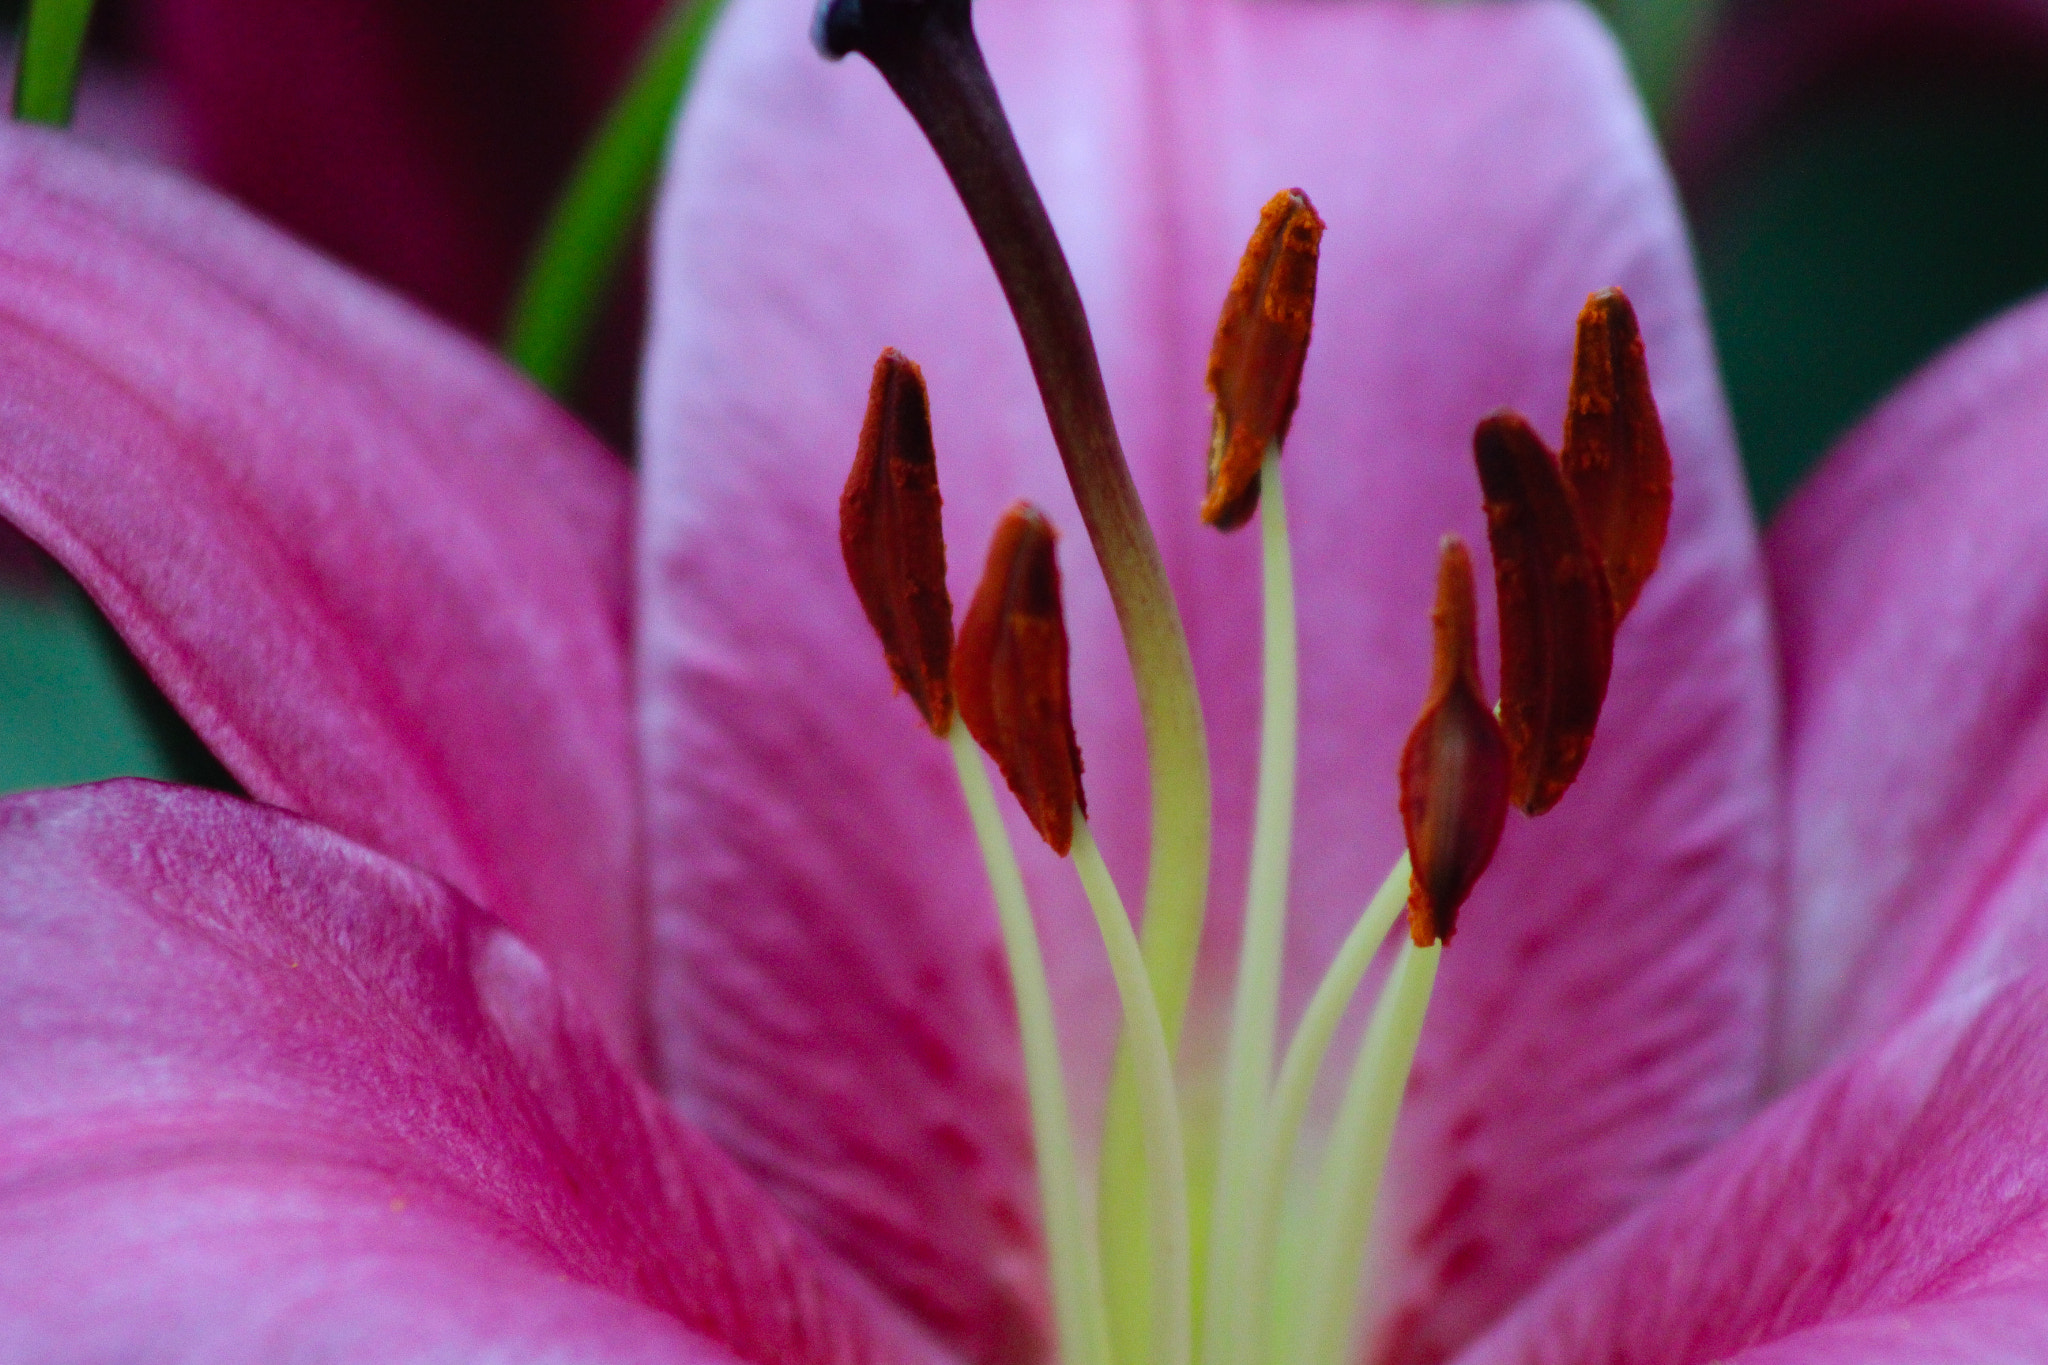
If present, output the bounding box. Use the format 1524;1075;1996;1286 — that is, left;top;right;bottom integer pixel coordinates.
1245;855;1408;1364
1293;942;1442;1365
853;15;1212;1036
13;0;95;127
1074;816;1192;1365
504;0;727;394
835;23;1213;1360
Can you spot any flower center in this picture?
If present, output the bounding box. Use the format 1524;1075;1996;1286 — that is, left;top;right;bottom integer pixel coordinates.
817;7;1673;1365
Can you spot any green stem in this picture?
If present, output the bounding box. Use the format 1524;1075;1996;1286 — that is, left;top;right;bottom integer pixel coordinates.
949;726;1111;1365
1074;817;1192;1365
503;0;727;393
1245;855;1407;1365
1293;942;1442;1365
13;0;96;127
843;14;1214;1044
1201;449;1298;1365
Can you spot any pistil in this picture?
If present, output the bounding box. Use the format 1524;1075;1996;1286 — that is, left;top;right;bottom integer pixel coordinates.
813;0;1214;1051
820;17;1677;1365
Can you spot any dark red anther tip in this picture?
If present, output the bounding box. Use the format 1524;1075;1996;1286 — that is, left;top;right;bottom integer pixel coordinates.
1473;411;1615;817
1203;188;1324;531
953;503;1086;854
1561;288;1672;623
841;348;955;735
1399;537;1511;946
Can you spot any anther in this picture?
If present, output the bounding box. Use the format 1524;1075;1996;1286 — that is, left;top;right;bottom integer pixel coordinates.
1473;411;1615;817
1398;538;1510;946
840;348;955;734
953;504;1086;854
1203;189;1324;530
1561;288;1671;622
814;0;1215;1059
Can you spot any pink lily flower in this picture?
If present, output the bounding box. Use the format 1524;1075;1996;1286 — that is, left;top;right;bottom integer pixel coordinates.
2;0;2048;1361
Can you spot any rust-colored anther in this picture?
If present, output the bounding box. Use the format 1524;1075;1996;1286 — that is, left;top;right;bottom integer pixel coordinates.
1561;288;1672;622
1474;411;1616;816
1399;538;1511;946
840;348;955;734
953;503;1087;854
1202;188;1325;530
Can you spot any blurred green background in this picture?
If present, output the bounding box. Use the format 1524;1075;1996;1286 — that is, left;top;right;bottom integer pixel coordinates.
9;0;2048;795
1683;18;2048;514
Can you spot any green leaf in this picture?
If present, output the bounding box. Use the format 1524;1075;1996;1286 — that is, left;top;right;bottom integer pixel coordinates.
1695;66;2048;515
1593;0;1721;125
504;0;728;395
12;0;95;127
0;566;173;794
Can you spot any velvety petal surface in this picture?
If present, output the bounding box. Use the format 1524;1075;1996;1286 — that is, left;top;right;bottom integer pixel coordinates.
1768;288;2048;1084
141;0;665;337
0;781;939;1365
1455;967;2048;1365
0;126;641;1051
643;0;1779;1358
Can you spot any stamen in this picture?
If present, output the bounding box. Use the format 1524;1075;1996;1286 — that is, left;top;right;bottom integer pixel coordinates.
1472;412;1615;816
1241;855;1410;1365
950;725;1114;1365
1293;939;1443;1365
838;381;1108;1365
1398;538;1510;946
954;503;1085;855
1561;289;1672;623
1072;817;1194;1365
1203;192;1324;530
841;349;954;734
1471;292;1676;817
1202;448;1301;1365
813;0;1213;1046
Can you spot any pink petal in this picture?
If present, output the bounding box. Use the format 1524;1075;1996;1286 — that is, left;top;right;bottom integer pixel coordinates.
140;0;666;337
1768;289;2048;1085
1718;1286;2048;1365
0;780;939;1365
642;0;1778;1358
0;125;641;1053
1456;966;2048;1365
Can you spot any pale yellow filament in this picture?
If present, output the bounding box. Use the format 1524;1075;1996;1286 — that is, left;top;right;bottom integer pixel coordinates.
949;725;1111;1365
